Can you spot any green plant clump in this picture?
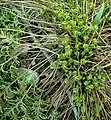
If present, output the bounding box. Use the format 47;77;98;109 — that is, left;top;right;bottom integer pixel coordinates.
42;1;111;119
53;38;106;120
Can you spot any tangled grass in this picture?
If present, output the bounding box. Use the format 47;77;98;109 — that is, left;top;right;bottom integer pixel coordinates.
0;1;59;120
0;0;111;120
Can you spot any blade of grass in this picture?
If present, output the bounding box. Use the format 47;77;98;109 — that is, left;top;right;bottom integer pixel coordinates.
92;3;105;26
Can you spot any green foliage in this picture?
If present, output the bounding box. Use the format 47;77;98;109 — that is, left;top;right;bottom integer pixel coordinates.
92;3;105;26
88;3;105;31
0;7;24;73
25;70;37;86
0;4;59;120
41;1;111;119
0;68;59;120
0;0;110;120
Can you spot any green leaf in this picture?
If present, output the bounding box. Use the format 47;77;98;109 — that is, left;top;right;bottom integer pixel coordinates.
25;70;38;86
80;59;87;65
89;84;94;90
50;63;56;69
87;25;98;31
62;38;70;46
83;44;89;52
92;3;105;25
